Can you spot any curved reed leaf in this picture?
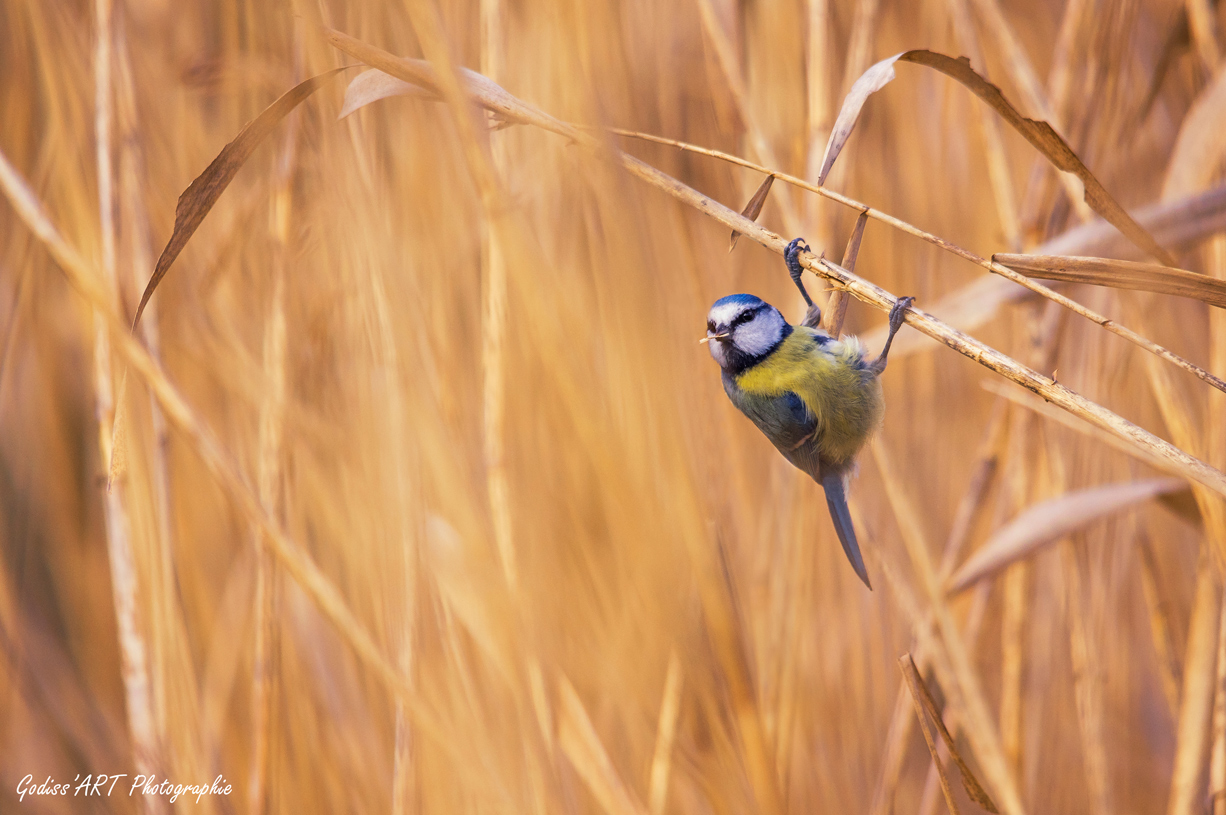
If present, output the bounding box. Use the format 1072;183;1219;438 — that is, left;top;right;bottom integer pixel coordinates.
948;478;1188;593
821;50;1176;265
132;68;350;330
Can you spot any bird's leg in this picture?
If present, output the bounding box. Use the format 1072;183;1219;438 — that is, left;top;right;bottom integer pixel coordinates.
869;296;914;375
784;237;822;328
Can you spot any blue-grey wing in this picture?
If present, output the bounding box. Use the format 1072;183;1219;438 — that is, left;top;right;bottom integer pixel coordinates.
722;374;822;478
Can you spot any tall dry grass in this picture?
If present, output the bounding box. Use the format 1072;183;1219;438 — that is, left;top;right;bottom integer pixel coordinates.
1;1;1225;814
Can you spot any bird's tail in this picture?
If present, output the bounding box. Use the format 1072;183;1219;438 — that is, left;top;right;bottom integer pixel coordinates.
821;472;872;589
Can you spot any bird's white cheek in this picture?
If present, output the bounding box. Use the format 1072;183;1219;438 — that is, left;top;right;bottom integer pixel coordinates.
736;317;781;357
708;342;729;366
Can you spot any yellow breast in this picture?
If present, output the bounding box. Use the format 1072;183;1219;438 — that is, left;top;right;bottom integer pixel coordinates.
735;327;884;465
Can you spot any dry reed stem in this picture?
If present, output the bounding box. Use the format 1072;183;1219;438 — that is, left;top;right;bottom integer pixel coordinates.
92;0;162;802
999;560;1026;777
994;318;1047;791
478;0;517;598
804;0;832;235
322;35;1226;506
900;654;963;815
887;184;1226;363
1168;560;1223;815
647;650;683;815
980;380;1196;478
905;650;1000;812
0;264;29;414
842;0;881;95
1138;534;1185;719
248;105;298;814
1184;0;1222;72
368;238;420;815
601;128;1226;396
1129;232;1226;815
1061;538;1114;815
706;537;786;815
922;395;1027;815
1211;596;1226;815
112;11;201;789
1209;231;1226;815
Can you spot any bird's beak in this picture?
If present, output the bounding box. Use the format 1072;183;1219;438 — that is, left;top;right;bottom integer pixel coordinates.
699;332;730;344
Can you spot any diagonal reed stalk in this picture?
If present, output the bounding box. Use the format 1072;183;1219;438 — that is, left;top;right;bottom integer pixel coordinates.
322;32;1226;522
595;128;1226;397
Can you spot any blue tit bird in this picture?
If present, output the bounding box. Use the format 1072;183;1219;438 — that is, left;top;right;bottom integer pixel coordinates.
702;237;913;589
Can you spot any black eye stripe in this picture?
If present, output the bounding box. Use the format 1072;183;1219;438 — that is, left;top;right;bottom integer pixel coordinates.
731;307;761;327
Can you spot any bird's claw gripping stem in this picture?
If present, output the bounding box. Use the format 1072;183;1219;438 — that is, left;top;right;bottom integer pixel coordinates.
888;296;914;336
871;296;915;374
784;237;816;309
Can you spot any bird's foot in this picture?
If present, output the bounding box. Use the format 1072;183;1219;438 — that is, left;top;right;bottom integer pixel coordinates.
784;237;810;284
888;296;914;336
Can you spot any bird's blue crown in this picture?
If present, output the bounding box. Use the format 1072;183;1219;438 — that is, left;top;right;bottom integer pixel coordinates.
711;293;765;311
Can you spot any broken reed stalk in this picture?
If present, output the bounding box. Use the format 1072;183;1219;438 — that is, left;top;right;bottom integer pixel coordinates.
599;127;1226;396
322;31;1226;510
900;654;963;815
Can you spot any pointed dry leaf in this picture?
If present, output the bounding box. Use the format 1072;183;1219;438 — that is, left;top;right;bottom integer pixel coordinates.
132;68;350;329
899;654;963;815
819;56;901;184
730;173;774;251
339;68;439;119
948;478;1188;593
900;653;999;813
995;254;1226;308
820;50;1175;265
824;209;868;336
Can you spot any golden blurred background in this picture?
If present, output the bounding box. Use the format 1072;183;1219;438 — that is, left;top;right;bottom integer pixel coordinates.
2;0;1225;813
